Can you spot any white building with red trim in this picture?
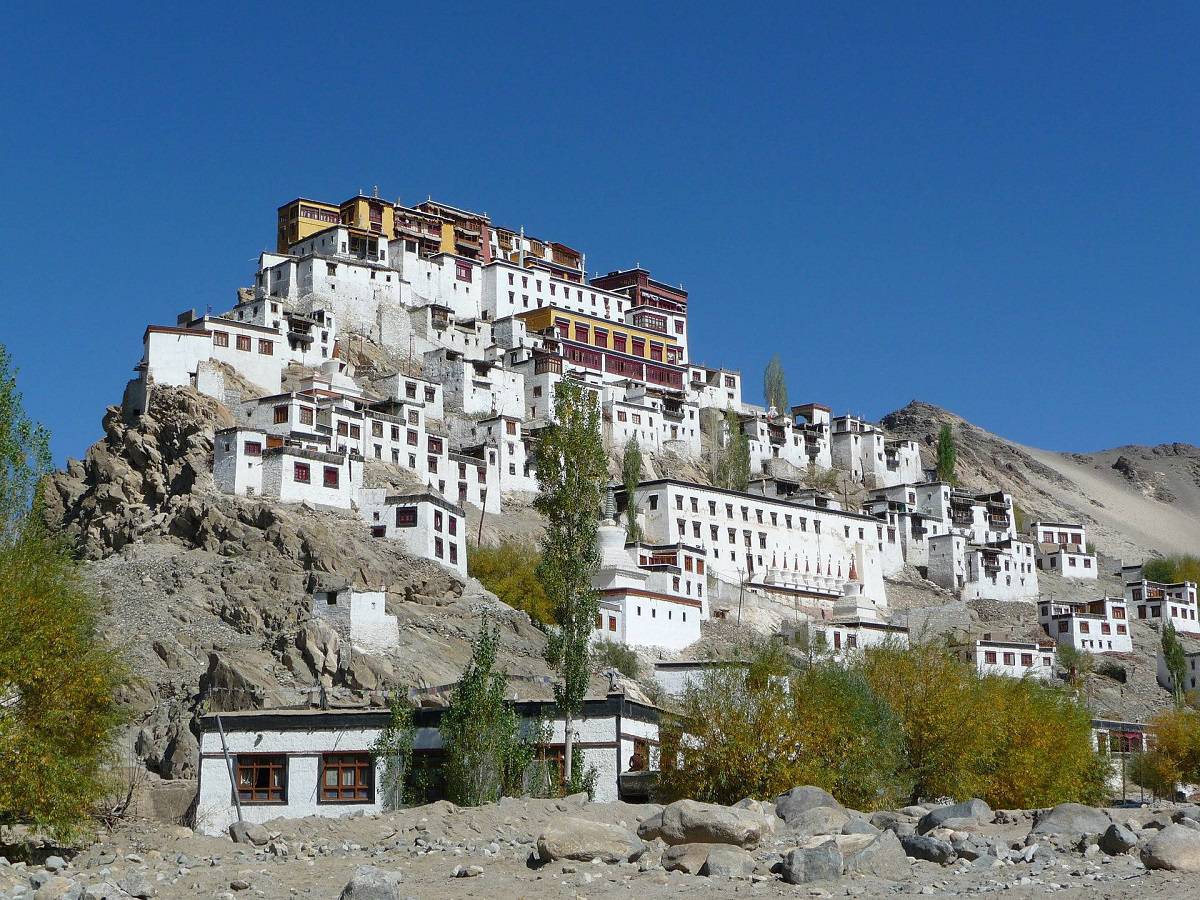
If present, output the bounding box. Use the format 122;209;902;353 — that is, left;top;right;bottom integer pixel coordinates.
1040;597;1132;654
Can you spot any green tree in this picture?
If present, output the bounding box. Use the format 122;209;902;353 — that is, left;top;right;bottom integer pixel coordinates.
763;355;789;414
621;437;643;543
593;640;641;680
936;424;957;484
535;380;607;784
371;693;416;809
0;345;126;841
1056;644;1094;691
1163;621;1188;705
1144;555;1200;586
468;540;554;625
712;409;750;491
441;619;534;805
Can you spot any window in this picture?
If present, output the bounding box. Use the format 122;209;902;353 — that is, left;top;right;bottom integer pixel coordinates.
243;441;262;457
300;407;315;426
293;462;310;483
984;651;997;664
396;507;417;527
236;754;286;804
274;405;289;424
608;616;617;632
435;537;444;559
212;331;229;347
407;429;418;446
434;511;443;532
631;338;645;357
236;335;252;352
258;339;273;355
323;466;339;488
1003;652;1015;666
425;387;436;403
319;753;373;803
1020;653;1033;667
613;333;627;353
449;544;458;565
456;261;472;282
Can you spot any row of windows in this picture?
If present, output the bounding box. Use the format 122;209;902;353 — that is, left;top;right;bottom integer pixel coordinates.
1137;604;1198;620
213;331;273;355
236;752;370;805
982;651;1052;667
293;462;340;488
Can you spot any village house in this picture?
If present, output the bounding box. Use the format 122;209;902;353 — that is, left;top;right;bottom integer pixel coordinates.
926;533;1039;601
422;348;525;418
1039;597;1132;654
213;427;362;509
1122;564;1200;635
686;364;743;412
1157;641;1200;694
807;578;909;661
194;692;661;834
469;414;538;494
960;636;1057;681
1030;520;1097;579
828;416;922;488
357;490;468;577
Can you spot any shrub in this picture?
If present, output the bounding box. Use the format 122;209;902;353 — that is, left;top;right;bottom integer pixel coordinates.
468;540;554;625
371;694;416;809
1144;555;1200;586
1131;708;1200;796
593;641;640;679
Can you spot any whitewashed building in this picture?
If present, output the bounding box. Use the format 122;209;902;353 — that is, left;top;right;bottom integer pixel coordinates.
213;428;362;509
927;533;1039;601
423;348;525;417
194;694;661;834
963;637;1057;680
1040;597;1132;654
686;364;742;411
313;586;399;655
358;491;467;577
470;414;537;494
140;316;285;400
811;580;909;661
1031;520;1097;579
1125;568;1200;636
590;516;707;651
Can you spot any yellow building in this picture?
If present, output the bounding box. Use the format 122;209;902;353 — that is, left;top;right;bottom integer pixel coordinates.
517;307;681;366
339;195;395;241
277;198;341;252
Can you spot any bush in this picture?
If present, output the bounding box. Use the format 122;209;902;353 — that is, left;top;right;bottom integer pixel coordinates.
1131;708;1200;797
468;541;554;625
658;639;1108;810
593;641;640;679
1144;555;1200;586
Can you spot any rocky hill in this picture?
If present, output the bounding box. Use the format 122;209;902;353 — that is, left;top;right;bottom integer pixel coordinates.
881;401;1200;562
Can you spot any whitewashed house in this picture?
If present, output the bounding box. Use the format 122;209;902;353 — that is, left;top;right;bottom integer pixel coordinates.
470;414;537;494
358;491;467;577
927;533;1038;602
214;428;362;509
194;693;661;834
685;364;742;412
423;348;525;417
1040;597;1132;654
1126;570;1200;636
1031;520;1097;579
963;637;1057;680
139;315;285;401
811;579;909;660
313;586;399;655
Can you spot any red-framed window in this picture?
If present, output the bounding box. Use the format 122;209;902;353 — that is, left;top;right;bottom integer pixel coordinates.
319;753;373;803
323;466;339;488
235;754;287;804
293;462;310;483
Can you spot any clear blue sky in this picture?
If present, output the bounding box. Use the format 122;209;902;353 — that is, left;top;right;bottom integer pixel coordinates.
2;3;1197;463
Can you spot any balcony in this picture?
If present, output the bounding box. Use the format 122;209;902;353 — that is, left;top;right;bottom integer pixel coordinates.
631;312;668;333
535;357;563;376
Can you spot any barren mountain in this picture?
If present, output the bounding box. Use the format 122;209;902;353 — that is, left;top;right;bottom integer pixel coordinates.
881;401;1200;562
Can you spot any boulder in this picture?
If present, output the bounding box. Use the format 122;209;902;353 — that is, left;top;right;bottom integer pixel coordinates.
228;821;270;846
917;798;992;834
338;865;404;900
868;810;914;833
1030;803;1112;837
1141;824;1200;872
842;830;910;881
775;786;842;824
655;799;767;848
117;872;155;899
781;840;843;884
536;816;644;863
636;810;664;841
787;805;850;836
700;845;757;878
899;833;956;864
1099;823;1138;855
842;817;881;836
662;842;718;875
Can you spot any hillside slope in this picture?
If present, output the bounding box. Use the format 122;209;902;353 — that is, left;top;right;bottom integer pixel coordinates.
881;401;1200;562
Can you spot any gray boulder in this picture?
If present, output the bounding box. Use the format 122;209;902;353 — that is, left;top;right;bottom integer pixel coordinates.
228;821;270;846
536;816;644;863
117;872;156;899
869;810;914;834
1030;803;1112;837
917;798;992;834
787;805;850;836
1142;824;1200;872
843;830;911;881
662;842;718;875
1099;823;1138;855
781;840;843;884
900;833;956;864
775;786;842;824
338;865;404;900
842;817;881;836
700;845;757;878
636;810;664;840
654;799;767;848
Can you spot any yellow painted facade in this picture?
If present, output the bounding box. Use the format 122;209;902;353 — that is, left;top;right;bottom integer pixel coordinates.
440;222;457;255
277;199;341;252
339;196;395;238
517;307;678;361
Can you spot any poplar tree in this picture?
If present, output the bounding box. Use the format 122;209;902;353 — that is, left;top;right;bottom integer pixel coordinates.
713;409;750;491
1163;621;1187;705
763;355;789;415
535;381;606;784
621;436;643;543
936;424;957;484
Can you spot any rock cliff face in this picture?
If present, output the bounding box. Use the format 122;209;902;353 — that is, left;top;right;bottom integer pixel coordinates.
41;385;551;788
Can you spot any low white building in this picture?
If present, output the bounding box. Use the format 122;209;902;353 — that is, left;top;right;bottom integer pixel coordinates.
963;637;1057;681
1124;566;1200;636
1157;642;1200;694
214;428;362;509
1039;597;1132;654
194;694;661;834
423;348;525;417
313;586;399;655
685;364;742;412
359;491;467;577
811;581;909;661
470;414;537;494
1031;520;1097;579
140;315;285;401
590;515;707;652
